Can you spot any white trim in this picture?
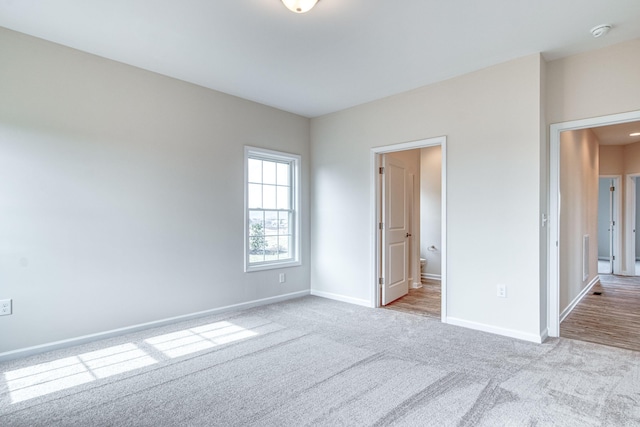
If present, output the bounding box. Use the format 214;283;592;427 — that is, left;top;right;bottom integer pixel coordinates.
0;290;310;363
422;273;442;281
310;290;372;307
371;136;447;322
244;146;302;273
548;109;640;338
446;317;545;343
559;275;599;323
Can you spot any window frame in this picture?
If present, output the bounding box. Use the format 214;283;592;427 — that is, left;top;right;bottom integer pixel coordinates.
244;146;301;272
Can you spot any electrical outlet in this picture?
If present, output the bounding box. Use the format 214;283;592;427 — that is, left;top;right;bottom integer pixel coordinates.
0;299;12;316
279;273;286;283
497;285;507;298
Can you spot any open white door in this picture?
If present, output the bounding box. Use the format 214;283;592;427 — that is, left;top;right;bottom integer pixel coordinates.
381;154;409;305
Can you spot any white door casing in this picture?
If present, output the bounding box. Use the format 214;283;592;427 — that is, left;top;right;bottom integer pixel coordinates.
381;154;410;305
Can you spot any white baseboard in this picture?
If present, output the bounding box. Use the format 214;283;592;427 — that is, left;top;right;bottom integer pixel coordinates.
446;316;545;344
559;275;599;323
421;273;442;281
310;290;372;307
0;290;310;363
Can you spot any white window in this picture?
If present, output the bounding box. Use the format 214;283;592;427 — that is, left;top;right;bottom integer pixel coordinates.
244;146;300;271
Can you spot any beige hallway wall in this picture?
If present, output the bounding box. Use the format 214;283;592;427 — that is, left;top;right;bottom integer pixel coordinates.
559;129;599;313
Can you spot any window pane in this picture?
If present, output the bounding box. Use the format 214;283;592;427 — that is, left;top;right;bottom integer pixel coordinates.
264;211;278;236
278;236;292;260
263;185;276;209
277;163;290;186
249;211;264;236
263;161;276;185
277;186;290;210
248;159;262;183
248;184;262;209
249;237;265;262
265;236;278;257
278;211;290;234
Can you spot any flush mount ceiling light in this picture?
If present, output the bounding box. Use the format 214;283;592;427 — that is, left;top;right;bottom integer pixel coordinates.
590;24;612;38
630;132;640;137
281;0;319;13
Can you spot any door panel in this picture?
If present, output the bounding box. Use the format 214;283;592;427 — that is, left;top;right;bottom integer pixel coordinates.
382;155;409;305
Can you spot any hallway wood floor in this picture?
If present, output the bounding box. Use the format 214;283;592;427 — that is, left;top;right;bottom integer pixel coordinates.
384;278;441;318
561;274;640;352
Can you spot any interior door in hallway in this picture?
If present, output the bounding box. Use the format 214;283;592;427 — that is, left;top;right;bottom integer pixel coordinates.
598;177;614;274
381;154;409;305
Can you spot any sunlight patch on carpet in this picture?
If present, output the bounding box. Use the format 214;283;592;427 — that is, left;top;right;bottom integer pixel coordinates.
5;343;157;404
144;321;259;359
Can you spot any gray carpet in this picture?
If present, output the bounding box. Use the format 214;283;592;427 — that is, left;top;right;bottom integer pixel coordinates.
1;296;639;426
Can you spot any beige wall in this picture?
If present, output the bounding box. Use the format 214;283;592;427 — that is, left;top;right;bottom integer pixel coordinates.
559;129;599;313
0;28;310;354
311;54;545;340
599;145;624;175
624;142;640;174
547;38;640;125
420;146;442;277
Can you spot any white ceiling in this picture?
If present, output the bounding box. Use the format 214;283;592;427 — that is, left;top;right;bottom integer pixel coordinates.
1;0;640;117
592;121;640;146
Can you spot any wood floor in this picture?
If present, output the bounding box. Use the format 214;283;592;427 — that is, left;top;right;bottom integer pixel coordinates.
383;279;441;318
561;274;640;352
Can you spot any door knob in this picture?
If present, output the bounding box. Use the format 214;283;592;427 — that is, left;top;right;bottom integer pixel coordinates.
406;233;412;238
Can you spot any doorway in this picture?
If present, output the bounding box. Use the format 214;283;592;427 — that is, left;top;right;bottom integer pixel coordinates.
549;109;640;337
371;136;447;322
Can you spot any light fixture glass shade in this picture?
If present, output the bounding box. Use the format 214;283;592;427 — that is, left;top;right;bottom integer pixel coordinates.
281;0;318;13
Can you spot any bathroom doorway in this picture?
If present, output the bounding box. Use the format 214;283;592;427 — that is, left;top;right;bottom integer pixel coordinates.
371;137;446;321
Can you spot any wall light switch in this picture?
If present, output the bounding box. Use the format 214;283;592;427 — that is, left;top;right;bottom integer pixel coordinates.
279;273;286;283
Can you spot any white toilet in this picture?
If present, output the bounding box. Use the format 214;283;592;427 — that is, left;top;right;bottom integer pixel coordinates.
420;258;427;276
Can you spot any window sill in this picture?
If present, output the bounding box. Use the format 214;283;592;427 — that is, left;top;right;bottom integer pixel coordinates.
245;260;301;273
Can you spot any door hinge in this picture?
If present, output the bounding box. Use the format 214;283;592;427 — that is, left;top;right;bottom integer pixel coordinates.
379;222;384;230
379;277;384;285
379;167;385;174
613;256;616;260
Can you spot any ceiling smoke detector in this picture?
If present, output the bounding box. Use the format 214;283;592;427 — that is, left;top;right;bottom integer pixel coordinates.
590;24;612;38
